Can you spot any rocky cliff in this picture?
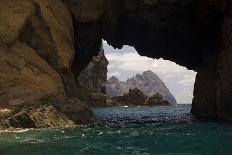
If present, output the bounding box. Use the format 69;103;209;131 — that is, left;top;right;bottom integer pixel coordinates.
78;45;108;93
106;70;177;104
0;0;231;122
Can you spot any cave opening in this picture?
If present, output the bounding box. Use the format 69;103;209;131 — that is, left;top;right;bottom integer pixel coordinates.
103;40;197;105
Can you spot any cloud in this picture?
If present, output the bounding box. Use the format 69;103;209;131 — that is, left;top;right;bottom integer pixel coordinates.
108;72;120;77
103;42;197;104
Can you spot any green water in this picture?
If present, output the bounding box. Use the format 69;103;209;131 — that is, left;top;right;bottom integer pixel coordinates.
0;105;232;155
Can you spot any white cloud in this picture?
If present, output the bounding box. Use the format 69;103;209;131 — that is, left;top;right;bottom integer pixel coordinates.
108;72;120;77
103;42;197;104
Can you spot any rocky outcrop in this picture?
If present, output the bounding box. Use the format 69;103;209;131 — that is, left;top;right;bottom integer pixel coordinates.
108;88;169;106
106;70;177;104
146;93;169;106
106;76;134;96
66;0;232;120
77;45;108;106
88;92;107;107
0;0;232;121
109;88;146;106
0;95;95;129
78;46;108;93
0;0;97;128
0;0;77;107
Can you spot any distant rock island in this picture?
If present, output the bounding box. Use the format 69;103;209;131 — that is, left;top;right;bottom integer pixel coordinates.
108;88;170;106
106;70;177;105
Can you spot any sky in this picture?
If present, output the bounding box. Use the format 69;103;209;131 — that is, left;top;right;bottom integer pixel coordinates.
103;40;197;104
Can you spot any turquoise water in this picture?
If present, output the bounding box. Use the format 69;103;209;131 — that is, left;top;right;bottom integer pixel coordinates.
0;105;232;155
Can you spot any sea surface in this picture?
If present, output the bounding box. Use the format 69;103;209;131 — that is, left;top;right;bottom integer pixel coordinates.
0;105;232;155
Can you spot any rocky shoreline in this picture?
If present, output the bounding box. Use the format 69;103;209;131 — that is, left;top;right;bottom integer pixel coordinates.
0;95;95;129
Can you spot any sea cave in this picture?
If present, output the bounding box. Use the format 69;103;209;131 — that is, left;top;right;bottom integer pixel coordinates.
0;0;232;154
0;0;230;129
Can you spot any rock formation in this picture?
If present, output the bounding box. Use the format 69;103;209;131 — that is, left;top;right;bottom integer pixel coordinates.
146;92;170;106
78;45;108;93
78;45;108;106
109;88;147;106
0;95;95;129
0;0;231;121
66;0;232;120
106;70;177;104
108;88;169;106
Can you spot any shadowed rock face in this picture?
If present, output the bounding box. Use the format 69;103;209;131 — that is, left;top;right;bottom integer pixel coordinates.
78;45;108;93
67;0;232;120
0;0;231;120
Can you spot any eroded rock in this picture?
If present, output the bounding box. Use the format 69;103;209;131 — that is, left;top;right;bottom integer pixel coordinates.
109;88;146;106
146;92;169;106
0;95;95;129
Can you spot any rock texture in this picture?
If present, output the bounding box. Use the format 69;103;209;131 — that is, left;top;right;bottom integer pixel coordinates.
78;45;108;93
0;0;232;121
0;0;94;128
66;0;232;120
147;92;169;106
109;88;146;106
77;45;108;106
108;88;169;106
106;70;177;104
0;0;76;107
0;95;95;129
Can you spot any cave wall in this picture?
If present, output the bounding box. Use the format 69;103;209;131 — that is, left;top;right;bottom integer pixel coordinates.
192;2;232;119
0;0;231;120
66;0;232;120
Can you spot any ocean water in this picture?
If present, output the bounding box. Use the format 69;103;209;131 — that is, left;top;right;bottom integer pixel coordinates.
0;105;232;155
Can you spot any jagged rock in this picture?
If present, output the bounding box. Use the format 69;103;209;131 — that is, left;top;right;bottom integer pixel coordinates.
0;95;95;129
77;45;108;106
7;105;76;129
106;70;177;104
109;88;146;106
106;76;133;96
88;92;107;107
108;88;170;106
79;46;108;93
0;0;232;121
146;92;170;106
66;0;232;120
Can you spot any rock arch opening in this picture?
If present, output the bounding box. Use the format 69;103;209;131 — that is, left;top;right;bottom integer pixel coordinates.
103;41;197;105
69;0;231;120
0;0;231;129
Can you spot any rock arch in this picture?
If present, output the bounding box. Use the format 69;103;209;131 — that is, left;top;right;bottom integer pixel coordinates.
0;0;231;120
